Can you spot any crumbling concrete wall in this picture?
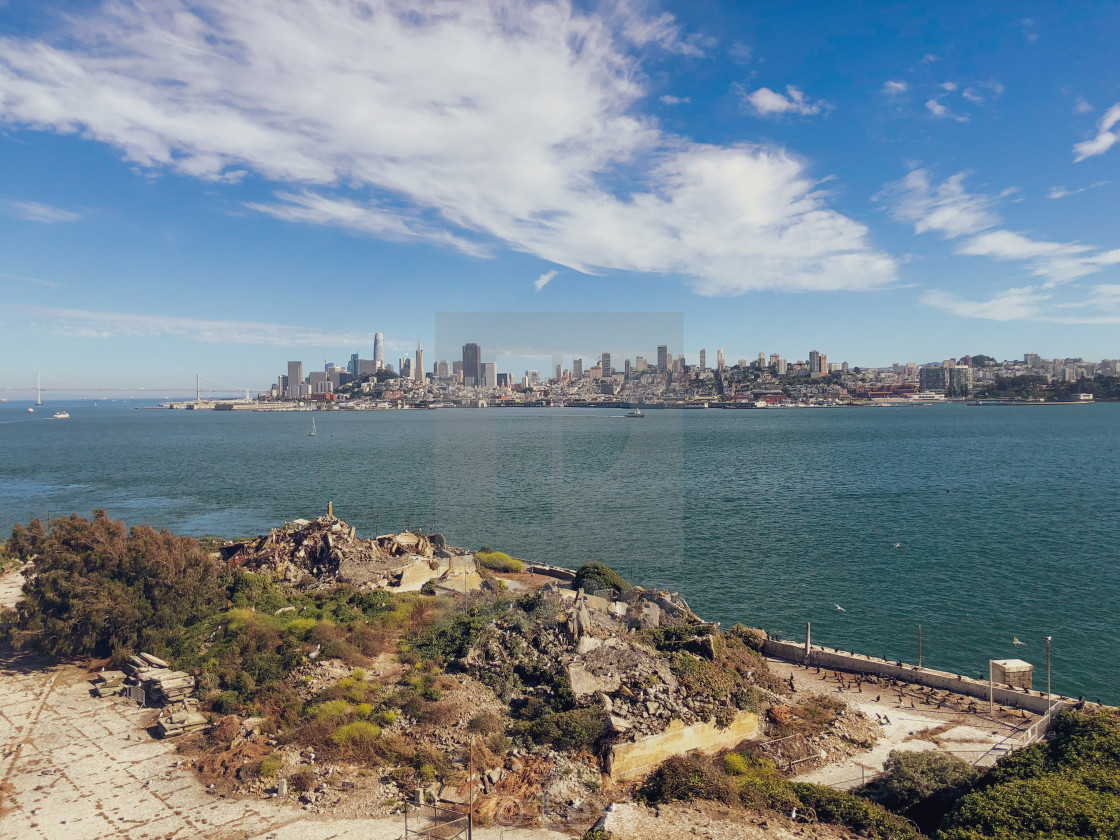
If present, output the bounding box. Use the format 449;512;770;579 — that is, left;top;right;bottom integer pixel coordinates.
763;638;1064;715
606;711;759;781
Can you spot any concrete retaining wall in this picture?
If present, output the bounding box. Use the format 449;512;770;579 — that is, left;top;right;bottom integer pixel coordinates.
763;638;1069;715
606;711;758;781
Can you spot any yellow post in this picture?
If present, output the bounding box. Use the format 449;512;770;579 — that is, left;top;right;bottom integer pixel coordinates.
328;501;333;517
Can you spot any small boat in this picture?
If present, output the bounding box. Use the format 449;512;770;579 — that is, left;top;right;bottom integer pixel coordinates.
625;408;645;418
27;407;34;413
52;411;70;419
308;416;317;436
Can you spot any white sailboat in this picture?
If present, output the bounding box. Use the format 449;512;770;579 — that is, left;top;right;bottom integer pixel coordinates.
309;416;317;436
36;372;42;406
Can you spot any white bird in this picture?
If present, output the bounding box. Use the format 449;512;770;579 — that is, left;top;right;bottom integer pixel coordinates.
893;542;901;548
1012;637;1025;646
835;604;846;612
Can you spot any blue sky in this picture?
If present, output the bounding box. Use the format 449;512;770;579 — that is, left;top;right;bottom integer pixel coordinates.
1;0;1118;393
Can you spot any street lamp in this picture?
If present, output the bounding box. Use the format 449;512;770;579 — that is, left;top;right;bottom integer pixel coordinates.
1045;635;1052;707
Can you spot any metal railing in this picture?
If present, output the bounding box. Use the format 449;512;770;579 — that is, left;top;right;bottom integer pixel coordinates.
403;802;470;840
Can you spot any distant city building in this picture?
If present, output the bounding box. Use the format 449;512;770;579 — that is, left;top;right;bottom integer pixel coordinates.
776;358;788;375
601;352;611;377
572;358;583;380
1024;353;1041;368
920;366;947;391
716;348;725;370
435;360;451;378
657;345;668;373
526;369;540;385
634;356;648;372
414;340;424;382
286;361;303;399
947;365;972;397
462;343;481;386
496;372;513;388
769;353;781;368
399;358;412;379
555;364;562;381
374;333;385;369
482;362;497;388
699;349;706;371
308;371;332;394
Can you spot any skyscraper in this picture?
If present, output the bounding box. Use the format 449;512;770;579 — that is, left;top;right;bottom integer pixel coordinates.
601;352;611;377
716;348;725;370
809;350;821;379
482;362;497;388
286;361;303;398
699;349;706;371
572;358;583;380
373;333;385;369
414;340;424;382
462;343;481;386
657;345;668;373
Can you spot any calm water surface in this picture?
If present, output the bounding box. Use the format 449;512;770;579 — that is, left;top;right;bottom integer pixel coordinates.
2;400;1117;702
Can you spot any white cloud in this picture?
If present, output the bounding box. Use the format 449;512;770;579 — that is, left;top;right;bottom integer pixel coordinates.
877;169;1000;239
729;41;752;64
881;80;907;96
925;99;968;122
4;199;80;223
922;285;1120;324
883;169;1120;287
740;85;830;117
659;95;690;106
940;82;957;92
921;53;939;63
1074;103;1120;161
1074;97;1094;114
962;88;983;104
0;0;893;296
4;304;372;345
1047;181;1109;199
534;269;558;291
0;272;64;288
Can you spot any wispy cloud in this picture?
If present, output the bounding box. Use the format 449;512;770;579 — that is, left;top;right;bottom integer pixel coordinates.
1047;181;1109;200
0;0;893;297
881;80;907;96
877;169;999;239
925;99;968;122
659;95;690;106
0;272;64;288
923;285;1120;324
729;41;752;65
534;269;558;291
4;199;80;223
1074;103;1120;161
1074;97;1094;115
739;85;830;117
4;304;372;346
885;170;1120;322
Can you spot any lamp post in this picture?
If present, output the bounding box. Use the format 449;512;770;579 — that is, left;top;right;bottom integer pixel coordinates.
1045;635;1052;706
988;659;994;716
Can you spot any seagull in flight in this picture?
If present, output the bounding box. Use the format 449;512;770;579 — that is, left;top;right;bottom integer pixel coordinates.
835;604;846;612
1012;637;1025;646
893;542;901;548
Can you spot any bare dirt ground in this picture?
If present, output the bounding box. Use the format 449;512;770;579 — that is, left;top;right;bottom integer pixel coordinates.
766;657;1042;789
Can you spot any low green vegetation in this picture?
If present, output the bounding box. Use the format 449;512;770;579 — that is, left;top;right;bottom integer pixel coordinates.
639;752;921;840
475;551;525;573
572;561;629;595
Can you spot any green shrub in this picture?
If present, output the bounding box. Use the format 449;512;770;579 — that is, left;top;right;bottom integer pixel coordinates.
259;754;282;778
512;708;606;751
791;783;922;840
289;768;316;792
467;711;504;735
331;721;382;747
476;551;525;573
868;749;979;816
638;755;737;806
572;562;629;596
312;699;353;722
723;752;750;776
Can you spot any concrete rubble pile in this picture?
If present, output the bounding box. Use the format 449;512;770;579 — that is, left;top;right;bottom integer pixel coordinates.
122;652;197;704
462;583;751;743
220;515;480;593
157;698;209;738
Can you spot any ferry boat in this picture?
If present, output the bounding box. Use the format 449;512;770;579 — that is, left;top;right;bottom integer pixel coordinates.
625;408;645;418
51;411;70;419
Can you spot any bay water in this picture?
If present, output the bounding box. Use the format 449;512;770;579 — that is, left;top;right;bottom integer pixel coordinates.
2;400;1117;703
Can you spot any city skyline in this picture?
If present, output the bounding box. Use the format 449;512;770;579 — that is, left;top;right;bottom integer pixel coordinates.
2;2;1120;389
